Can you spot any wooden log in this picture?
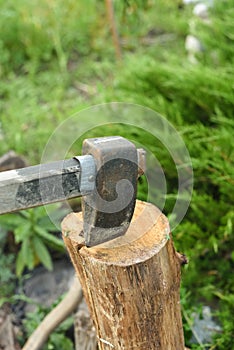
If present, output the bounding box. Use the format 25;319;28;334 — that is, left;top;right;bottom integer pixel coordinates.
62;200;185;350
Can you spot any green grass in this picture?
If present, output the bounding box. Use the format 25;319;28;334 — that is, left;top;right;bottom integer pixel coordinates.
0;0;233;348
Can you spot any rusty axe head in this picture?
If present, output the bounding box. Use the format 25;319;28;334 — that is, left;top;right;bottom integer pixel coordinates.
81;136;145;247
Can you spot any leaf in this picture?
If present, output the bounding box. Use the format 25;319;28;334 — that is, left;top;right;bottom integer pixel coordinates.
16;249;25;277
48;333;73;350
20;210;31;220
14;222;32;243
38;205;68;231
32;236;53;271
21;239;34;270
34;226;64;251
0;213;25;230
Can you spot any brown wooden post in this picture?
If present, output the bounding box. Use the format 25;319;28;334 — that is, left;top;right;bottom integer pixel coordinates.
62;200;185;350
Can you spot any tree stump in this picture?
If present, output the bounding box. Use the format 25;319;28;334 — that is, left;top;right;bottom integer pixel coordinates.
62;200;185;350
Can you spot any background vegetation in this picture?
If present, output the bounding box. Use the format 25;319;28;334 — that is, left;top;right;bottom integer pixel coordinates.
0;0;233;349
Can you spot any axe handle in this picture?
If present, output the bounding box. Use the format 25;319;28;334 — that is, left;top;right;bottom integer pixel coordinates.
0;155;95;215
0;148;145;216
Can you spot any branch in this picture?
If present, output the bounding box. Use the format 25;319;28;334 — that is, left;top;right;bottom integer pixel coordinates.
22;276;82;350
105;0;122;61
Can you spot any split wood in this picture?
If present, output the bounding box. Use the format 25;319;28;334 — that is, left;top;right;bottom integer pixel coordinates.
62;200;186;350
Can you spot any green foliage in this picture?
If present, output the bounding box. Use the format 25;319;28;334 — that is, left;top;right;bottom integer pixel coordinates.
192;0;234;66
0;206;65;276
0;253;15;295
22;298;74;350
107;54;233;126
0;71;89;161
213;293;234;348
0;0;100;75
0;232;16;304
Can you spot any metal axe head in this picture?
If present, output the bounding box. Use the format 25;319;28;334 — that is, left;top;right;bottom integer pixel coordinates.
81;136;144;247
0;135;145;247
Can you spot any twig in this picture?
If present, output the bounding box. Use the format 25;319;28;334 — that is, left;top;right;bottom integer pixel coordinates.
22;276;83;350
182;306;206;349
105;0;122;61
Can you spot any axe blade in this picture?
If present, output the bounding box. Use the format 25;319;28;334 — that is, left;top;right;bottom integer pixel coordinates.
82;136;138;247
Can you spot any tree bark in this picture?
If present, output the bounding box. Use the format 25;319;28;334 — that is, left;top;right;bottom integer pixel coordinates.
62;200;185;350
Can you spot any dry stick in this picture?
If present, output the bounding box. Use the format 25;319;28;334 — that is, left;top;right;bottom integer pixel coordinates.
105;0;122;61
22;276;82;350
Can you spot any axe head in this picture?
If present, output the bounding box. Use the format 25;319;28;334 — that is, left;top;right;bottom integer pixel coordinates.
81;136;139;247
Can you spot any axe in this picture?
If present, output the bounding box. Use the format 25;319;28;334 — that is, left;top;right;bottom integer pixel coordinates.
0;136;145;246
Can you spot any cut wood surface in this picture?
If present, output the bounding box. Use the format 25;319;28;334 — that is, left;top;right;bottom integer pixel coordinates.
62;200;185;350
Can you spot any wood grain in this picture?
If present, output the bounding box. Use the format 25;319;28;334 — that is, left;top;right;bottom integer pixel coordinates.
62;200;185;349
